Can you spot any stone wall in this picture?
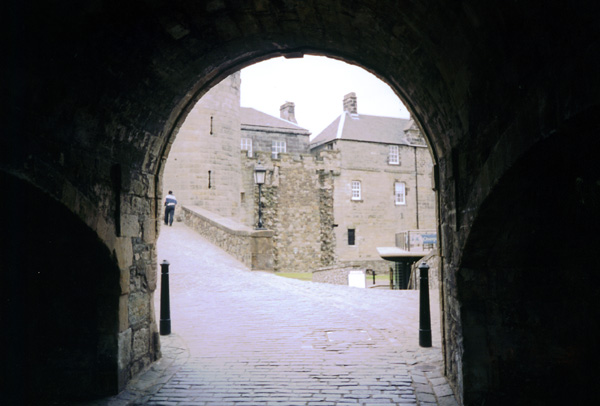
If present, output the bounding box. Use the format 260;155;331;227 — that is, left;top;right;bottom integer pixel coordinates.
9;2;600;404
241;151;338;272
337;259;392;275
162;74;242;220
409;251;440;290
182;205;273;271
313;265;364;285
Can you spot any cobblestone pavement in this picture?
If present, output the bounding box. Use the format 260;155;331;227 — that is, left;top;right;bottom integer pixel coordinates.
90;222;458;406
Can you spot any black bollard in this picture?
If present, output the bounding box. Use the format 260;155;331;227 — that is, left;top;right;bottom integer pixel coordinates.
418;262;432;347
160;260;171;335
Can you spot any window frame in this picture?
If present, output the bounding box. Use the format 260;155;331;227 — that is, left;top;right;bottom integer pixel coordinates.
395;181;406;205
388;145;400;165
348;228;356;246
271;140;286;158
351;180;362;200
241;138;253;157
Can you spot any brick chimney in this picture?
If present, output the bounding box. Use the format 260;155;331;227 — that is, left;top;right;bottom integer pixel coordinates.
343;92;358;115
280;101;297;123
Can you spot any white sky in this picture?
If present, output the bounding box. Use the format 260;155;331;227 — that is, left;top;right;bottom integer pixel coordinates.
240;55;410;138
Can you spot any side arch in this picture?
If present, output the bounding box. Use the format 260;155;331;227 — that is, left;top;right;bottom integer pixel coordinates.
0;171;122;403
457;110;600;404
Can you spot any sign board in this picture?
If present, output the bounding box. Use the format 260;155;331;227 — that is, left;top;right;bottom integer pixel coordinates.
422;233;437;245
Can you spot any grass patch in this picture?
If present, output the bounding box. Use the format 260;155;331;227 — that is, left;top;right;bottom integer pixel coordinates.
275;272;313;281
276;272;390;283
369;273;390;282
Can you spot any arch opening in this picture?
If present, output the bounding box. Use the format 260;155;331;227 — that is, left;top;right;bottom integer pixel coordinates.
1;171;122;403
158;55;440;276
7;2;599;404
458;113;600;404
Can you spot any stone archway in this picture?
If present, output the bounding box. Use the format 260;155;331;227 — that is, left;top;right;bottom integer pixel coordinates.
0;172;123;403
457;112;600;405
4;1;600;404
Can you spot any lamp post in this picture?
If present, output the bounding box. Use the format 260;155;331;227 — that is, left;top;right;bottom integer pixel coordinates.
254;163;266;230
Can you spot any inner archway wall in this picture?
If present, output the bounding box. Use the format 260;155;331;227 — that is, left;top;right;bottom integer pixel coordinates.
4;1;599;404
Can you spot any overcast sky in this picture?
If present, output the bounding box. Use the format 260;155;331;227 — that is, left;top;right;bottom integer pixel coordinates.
240;55;410;138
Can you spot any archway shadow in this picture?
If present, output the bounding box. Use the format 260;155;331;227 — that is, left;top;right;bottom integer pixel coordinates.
0;171;122;404
458;113;600;405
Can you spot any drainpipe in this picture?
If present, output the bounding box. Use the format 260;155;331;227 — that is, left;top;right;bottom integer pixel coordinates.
414;146;420;229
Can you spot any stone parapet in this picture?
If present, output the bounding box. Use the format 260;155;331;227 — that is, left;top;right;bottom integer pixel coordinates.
182;205;273;271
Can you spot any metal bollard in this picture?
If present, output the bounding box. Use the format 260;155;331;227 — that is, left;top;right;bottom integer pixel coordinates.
418;262;432;347
366;269;376;285
160;260;171;335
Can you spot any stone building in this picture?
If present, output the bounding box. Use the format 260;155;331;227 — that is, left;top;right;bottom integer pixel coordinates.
162;73;242;220
310;93;436;273
238;102;331;273
164;77;435;275
240;104;311;159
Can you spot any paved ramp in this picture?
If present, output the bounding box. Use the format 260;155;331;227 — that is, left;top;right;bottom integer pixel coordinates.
124;222;458;405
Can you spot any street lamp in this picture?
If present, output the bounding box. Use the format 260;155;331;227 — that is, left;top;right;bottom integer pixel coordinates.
254;163;267;230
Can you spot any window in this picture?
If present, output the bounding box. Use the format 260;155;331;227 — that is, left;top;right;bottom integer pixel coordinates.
272;140;286;158
348;229;356;246
351;181;361;200
241;138;252;157
389;145;399;165
395;182;406;205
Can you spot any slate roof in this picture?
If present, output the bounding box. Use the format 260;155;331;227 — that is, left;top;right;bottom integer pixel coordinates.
310;112;414;147
241;107;310;134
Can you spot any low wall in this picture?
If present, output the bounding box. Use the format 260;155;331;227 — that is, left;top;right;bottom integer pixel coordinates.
408;251;440;289
337;259;391;275
181;205;274;271
313;265;364;285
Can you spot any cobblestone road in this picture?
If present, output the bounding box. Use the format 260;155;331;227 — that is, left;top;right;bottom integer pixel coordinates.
102;222;458;406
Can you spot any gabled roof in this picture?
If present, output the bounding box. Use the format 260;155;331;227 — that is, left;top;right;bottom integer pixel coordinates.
241;107;310;134
310;112;414;148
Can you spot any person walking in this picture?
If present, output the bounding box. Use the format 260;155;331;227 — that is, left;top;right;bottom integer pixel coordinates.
164;190;177;226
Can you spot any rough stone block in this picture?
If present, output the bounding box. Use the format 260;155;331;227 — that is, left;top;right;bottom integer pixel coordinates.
147;263;158;292
120;268;130;295
133;327;150;360
119;294;130;332
142;217;156;243
128;291;150;327
121;213;141;237
118;328;132;370
115;237;134;270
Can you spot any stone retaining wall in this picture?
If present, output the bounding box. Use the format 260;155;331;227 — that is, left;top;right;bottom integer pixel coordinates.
182;205;273;271
409;251;440;290
313;265;364;285
337;259;392;275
